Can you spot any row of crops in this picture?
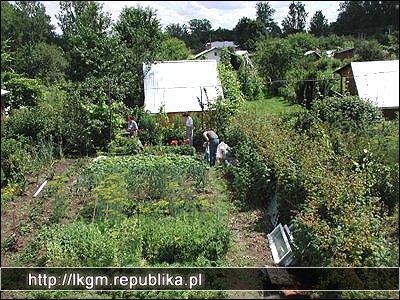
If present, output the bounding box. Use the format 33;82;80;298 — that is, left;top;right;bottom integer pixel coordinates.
24;153;231;268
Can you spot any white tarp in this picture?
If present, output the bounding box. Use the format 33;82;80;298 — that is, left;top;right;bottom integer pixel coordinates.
1;89;10;96
143;60;223;113
351;60;399;109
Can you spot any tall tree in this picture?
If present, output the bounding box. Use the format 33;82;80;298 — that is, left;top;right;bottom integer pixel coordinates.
1;1;54;49
211;27;235;42
157;37;191;61
114;6;162;64
309;10;329;37
114;6;163;106
164;23;189;45
188;18;212;52
333;1;399;36
281;1;308;36
256;1;280;37
234;17;265;51
57;1;112;81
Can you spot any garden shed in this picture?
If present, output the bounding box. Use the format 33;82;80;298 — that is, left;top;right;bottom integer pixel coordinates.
335;60;399;118
143;60;223;115
1;89;10;121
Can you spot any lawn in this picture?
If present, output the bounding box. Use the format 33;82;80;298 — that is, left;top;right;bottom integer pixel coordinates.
241;96;304;117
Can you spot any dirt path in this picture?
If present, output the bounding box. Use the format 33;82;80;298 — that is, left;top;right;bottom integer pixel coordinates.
226;208;273;267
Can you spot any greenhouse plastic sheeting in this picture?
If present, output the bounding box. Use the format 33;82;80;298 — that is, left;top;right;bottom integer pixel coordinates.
351;60;399;109
143;60;223;113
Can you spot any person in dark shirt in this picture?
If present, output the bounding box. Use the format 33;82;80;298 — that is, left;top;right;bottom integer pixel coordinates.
203;128;219;167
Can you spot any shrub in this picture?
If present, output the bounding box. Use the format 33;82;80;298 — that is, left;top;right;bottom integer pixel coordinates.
237;61;264;101
311;96;383;132
1;136;32;186
1;72;42;109
225;110;394;266
4;105;61;142
140;212;230;264
144;145;196;156
43;219;142;267
108;136;143;155
162;126;186;145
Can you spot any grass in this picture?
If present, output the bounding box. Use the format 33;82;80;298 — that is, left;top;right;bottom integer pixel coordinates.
242;96;304;117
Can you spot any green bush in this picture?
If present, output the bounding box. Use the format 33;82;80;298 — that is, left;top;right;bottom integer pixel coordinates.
225;110;394;266
311;96;384;132
44;219;142;267
224;127;274;207
162;126;186;145
1;71;42;109
140;212;230;264
1;136;32;186
144;145;196;156
108;136;143;155
4;105;61;142
237;61;264;101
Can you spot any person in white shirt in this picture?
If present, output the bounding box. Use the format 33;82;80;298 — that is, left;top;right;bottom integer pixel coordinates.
183;112;193;146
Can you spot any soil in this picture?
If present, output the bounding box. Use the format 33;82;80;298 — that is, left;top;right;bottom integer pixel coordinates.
226;208;274;267
1;158;87;267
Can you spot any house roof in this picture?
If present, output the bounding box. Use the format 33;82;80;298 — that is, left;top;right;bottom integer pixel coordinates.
208;41;237;49
336;60;399;109
143;60;223;113
194;47;218;59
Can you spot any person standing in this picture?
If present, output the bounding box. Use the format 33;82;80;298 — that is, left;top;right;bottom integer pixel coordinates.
203;128;219;167
184;112;193;146
127;115;138;138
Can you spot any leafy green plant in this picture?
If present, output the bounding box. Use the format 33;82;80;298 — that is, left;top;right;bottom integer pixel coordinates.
140;212;230;264
108;136;143;155
143;145;195;156
1;71;42;109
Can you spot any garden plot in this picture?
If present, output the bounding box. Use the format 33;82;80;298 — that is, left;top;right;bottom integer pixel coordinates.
22;154;231;267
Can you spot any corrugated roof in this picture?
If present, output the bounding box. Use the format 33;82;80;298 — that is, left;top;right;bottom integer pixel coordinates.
351;60;399;109
143;60;223;113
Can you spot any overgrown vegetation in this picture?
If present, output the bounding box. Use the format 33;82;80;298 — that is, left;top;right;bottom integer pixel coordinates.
1;1;398;298
224;96;398;268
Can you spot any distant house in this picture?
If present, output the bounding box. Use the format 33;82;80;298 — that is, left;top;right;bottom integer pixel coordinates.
194;41;239;63
143;60;223;117
333;48;355;60
194;47;222;62
334;60;399;118
194;47;251;66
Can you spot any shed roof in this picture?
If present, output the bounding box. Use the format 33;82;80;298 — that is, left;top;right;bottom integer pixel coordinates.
143;60;223;113
1;89;10;96
351;60;399;109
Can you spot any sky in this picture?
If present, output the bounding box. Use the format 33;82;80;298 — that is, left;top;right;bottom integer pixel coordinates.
41;1;342;33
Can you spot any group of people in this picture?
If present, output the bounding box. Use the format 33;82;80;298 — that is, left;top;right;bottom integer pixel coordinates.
126;112;224;167
183;112;220;167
